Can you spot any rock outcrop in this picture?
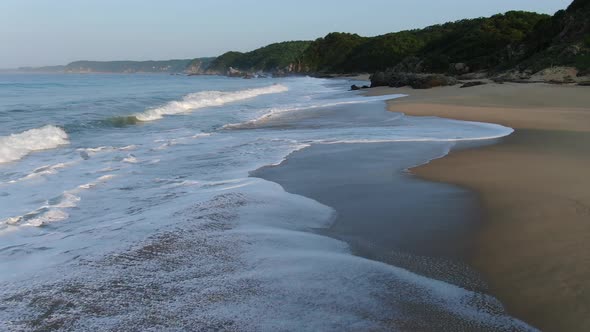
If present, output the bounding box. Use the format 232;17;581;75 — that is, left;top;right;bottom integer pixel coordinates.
185;58;216;75
370;71;458;89
460;81;487;88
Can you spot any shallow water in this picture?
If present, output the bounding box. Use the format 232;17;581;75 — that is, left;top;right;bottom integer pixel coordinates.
0;73;531;331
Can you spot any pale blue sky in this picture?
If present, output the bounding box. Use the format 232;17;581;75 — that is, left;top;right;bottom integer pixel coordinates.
0;0;572;68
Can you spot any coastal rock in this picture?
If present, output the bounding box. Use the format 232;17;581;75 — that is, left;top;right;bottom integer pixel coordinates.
460;81;487;88
227;67;243;77
530;67;578;84
492;70;533;83
457;72;489;80
449;63;470;75
410;74;458;89
369;72;387;87
350;84;370;90
370;71;458;89
185;58;216;75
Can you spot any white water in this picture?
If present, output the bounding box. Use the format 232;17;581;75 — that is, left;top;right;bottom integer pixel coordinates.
135;84;289;121
0;125;69;164
0;74;534;331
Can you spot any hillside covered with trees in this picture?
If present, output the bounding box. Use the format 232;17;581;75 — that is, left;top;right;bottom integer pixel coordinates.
206;41;311;74
197;0;588;79
516;0;590;74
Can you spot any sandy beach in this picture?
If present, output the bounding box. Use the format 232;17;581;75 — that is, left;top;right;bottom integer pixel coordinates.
368;82;590;331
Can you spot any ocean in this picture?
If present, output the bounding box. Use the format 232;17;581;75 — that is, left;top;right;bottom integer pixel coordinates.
0;73;533;331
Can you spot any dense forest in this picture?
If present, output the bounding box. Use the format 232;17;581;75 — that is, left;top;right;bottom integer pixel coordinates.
206;41;311;74
299;11;547;74
199;0;589;77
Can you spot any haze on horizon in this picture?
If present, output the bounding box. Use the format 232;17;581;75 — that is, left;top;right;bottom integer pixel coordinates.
1;0;572;69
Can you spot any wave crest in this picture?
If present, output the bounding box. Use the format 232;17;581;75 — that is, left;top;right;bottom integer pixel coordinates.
0;125;69;164
135;84;289;122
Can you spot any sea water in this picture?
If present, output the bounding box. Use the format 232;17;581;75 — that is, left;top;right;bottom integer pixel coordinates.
0;73;534;331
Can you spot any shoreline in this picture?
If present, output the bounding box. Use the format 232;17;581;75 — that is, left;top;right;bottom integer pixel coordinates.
369;82;590;331
251;91;532;329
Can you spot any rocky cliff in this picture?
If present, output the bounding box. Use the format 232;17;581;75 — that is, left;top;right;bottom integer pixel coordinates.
184;58;216;75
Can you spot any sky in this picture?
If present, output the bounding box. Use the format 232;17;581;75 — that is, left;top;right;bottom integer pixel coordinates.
0;0;573;68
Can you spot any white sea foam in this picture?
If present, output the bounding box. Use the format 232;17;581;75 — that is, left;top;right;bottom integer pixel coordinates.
1;174;116;228
191;132;212;139
1;161;77;185
122;154;139;164
78;145;137;157
222;94;406;129
0;179;536;331
0;125;69;164
135;84;289;121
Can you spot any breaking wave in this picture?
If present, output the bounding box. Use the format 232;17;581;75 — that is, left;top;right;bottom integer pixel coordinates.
134;84;289;122
0;125;69;164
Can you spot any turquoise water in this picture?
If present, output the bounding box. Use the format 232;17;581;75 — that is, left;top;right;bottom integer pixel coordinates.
0;73;532;331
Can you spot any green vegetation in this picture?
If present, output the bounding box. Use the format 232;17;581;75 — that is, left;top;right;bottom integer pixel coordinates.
64;60;192;73
198;1;586;77
517;0;590;72
300;11;548;73
299;33;367;72
207;41;311;73
196;10;549;76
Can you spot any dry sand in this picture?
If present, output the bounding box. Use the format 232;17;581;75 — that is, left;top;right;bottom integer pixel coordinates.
370;82;590;331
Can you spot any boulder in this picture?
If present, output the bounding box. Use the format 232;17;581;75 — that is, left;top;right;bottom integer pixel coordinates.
370;72;387;87
409;74;458;89
450;63;470;75
530;67;578;83
370;71;458;89
350;84;361;91
227;67;243;77
460;81;487;88
457;72;489;80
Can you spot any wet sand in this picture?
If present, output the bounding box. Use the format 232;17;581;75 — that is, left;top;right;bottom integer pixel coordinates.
369;82;590;331
253;142;488;291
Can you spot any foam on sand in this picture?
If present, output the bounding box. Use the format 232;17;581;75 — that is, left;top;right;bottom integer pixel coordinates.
0;179;537;331
135;84;289;121
0;125;69;164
